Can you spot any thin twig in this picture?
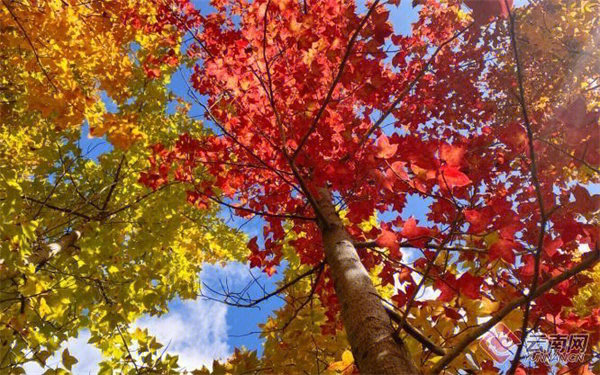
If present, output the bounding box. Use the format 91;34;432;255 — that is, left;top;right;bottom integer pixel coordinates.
292;0;381;160
2;0;59;92
201;263;324;308
101;154;126;211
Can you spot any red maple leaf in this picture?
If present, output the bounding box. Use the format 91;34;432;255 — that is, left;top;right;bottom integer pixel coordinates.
438;166;471;189
401;217;435;247
375;134;398;159
465;0;513;25
376;227;400;258
489;239;516;263
543;237;563;258
457;272;483;299
464;208;493;233
440;143;465;167
436;275;457;303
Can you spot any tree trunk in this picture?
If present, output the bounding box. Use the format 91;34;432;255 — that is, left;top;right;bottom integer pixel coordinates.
316;189;420;375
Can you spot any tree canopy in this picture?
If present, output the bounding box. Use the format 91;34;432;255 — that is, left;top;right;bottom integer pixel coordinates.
1;0;599;374
1;1;245;373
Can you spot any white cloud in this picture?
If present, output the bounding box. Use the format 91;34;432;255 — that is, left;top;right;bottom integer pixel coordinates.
136;298;230;372
200;262;254;287
136;262;255;371
22;263;255;374
22;330;102;375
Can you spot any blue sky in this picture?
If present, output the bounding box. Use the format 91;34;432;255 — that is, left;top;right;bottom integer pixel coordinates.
25;0;596;373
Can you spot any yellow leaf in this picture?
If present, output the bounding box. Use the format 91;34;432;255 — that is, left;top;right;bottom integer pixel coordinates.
62;348;78;370
39;298;52;318
479;297;500;315
328;350;354;372
341;349;353;364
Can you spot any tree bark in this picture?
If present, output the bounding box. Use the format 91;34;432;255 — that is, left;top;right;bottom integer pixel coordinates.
30;230;82;271
316;189;420;374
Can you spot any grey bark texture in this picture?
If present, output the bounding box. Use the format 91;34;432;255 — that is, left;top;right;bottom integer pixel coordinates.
30;230;82;271
316;189;420;375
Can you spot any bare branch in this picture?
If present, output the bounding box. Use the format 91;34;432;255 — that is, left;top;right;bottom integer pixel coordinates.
204;194;317;221
354;240;486;253
22;196;92;220
503;4;548;372
201;263;324;308
101;154;126;211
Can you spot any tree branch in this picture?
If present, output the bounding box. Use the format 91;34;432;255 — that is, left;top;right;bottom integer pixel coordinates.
385;306;446;356
354;240;486;253
503;3;548;372
101;154;125;211
204;194;316;221
22;196;91;220
1;0;58;92
292;0;381;160
429;246;600;374
201;263;324;308
536;136;600;175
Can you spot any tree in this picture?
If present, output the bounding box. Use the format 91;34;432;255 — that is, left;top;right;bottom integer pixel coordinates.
2;0;599;374
1;1;246;373
138;0;600;374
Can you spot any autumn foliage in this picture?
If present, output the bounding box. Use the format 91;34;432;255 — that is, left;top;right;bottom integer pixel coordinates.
139;0;600;373
1;1;245;373
1;0;600;374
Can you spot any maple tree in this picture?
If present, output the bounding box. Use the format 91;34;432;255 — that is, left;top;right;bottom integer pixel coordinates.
1;0;599;374
1;1;246;373
137;0;600;374
0;0;182;148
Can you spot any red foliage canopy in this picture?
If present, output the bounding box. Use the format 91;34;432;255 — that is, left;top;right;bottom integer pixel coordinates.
135;0;599;372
